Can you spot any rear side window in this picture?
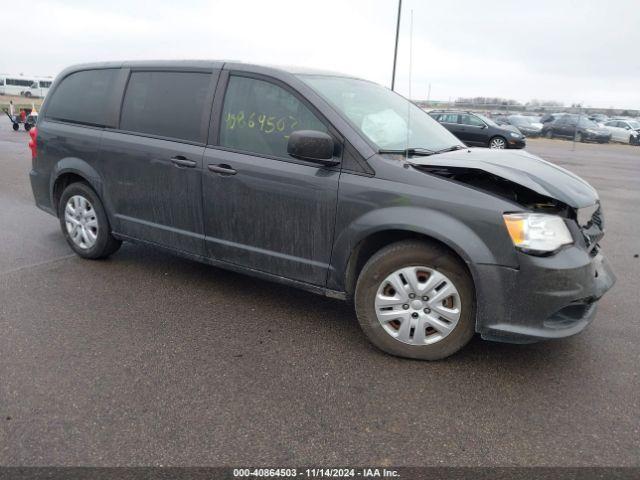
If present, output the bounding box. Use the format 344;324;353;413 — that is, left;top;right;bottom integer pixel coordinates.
219;75;328;158
438;113;458;124
46;69;118;126
120;71;212;143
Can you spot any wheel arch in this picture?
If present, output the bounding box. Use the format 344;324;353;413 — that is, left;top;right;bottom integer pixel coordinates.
343;229;479;300
50;158;104;217
332;207;499;300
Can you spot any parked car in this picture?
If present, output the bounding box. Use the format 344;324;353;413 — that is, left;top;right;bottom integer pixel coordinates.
603;119;640;145
541;115;612;143
503;115;543;137
29;61;614;360
540;112;567;124
429;110;525;149
588;113;609;126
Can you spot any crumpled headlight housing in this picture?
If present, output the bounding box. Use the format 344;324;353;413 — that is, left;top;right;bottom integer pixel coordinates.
509;132;521;138
503;213;573;254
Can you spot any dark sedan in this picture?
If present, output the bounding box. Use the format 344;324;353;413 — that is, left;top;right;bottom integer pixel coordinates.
429;110;526;149
502;115;543;137
541;115;611;143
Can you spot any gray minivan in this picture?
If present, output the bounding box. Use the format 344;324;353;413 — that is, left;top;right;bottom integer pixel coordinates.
29;61;615;359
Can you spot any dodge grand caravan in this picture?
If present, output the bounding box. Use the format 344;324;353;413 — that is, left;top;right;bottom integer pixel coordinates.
29;61;615;360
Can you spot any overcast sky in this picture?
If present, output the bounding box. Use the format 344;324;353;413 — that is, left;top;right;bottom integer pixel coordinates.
2;0;639;108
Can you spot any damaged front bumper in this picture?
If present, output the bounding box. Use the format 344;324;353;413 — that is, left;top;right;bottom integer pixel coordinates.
474;248;616;343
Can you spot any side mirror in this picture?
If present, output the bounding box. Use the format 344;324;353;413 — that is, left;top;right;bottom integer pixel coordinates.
287;130;337;164
625;126;631;130
481;124;488;129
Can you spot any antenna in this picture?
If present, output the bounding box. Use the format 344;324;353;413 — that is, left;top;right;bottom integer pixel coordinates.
391;0;402;91
405;9;414;162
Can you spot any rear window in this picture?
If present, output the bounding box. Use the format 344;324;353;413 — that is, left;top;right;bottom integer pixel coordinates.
119;71;212;143
45;69;118;126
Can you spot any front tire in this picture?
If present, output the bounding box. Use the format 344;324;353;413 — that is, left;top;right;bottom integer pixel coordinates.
576;132;584;143
354;240;475;360
58;182;122;259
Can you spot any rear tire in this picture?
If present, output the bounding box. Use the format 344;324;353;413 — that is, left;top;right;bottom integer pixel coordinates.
24;123;31;131
58;182;122;259
354;240;475;360
576;132;583;143
545;129;553;139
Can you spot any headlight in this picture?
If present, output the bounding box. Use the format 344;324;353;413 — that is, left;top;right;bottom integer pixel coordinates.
509;132;521;138
503;213;573;254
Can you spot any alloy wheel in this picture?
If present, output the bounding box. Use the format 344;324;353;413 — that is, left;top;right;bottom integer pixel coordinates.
64;195;98;249
374;266;462;345
489;137;506;149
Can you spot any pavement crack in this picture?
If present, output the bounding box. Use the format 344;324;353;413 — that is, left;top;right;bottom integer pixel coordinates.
0;254;76;277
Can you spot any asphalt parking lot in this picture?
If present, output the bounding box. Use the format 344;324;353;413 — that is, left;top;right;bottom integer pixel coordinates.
1;121;638;467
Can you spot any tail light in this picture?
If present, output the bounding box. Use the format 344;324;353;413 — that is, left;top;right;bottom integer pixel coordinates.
28;127;38;160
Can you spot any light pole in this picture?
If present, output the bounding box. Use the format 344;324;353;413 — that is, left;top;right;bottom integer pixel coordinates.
391;0;402;91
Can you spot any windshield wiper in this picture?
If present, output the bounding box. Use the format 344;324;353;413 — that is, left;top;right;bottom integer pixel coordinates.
378;147;435;157
378;145;465;157
431;145;466;155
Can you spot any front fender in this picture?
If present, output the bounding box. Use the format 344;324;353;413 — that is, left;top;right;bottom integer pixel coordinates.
327;206;511;292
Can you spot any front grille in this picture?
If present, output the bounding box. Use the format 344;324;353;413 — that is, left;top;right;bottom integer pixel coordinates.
579;204;604;255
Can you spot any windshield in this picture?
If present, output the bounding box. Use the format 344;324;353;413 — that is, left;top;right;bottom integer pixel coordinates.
475;113;498;127
627;120;640;129
578;118;599;128
508;116;531;126
298;75;462;151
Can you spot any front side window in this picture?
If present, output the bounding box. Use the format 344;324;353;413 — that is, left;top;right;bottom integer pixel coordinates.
120;71;212;143
46;69;118;126
299;75;462;151
219;75;328;158
460;114;485;127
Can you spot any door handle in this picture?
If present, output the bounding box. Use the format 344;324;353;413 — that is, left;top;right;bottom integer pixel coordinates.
171;156;197;168
208;163;237;175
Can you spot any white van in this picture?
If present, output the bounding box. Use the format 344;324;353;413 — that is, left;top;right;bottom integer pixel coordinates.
22;78;53;98
0;75;35;96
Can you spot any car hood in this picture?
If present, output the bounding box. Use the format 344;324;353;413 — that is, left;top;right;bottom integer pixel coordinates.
408;148;598;208
585;127;611;134
501;125;521;134
519;125;542;132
